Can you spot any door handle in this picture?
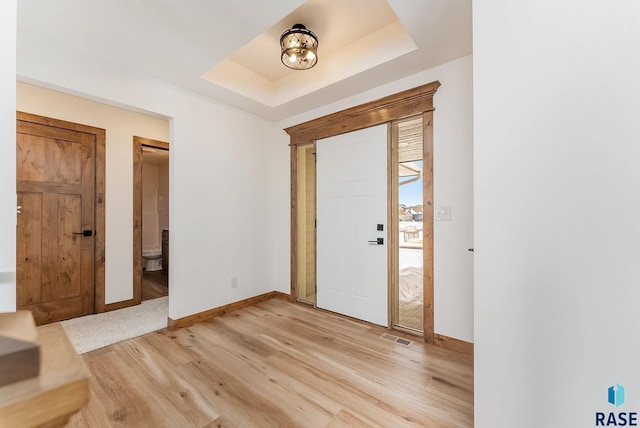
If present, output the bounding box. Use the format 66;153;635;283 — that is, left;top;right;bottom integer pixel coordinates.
368;238;384;245
73;230;95;237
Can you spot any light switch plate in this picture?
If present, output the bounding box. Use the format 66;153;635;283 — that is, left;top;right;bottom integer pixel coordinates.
435;206;452;221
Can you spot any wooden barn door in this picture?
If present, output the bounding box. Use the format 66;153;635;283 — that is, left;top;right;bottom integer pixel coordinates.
16;117;96;324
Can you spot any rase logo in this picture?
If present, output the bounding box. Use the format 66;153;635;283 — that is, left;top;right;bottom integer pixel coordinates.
610;384;626;408
596;384;638;426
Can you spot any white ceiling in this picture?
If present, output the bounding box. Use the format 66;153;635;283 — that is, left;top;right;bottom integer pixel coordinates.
17;0;472;122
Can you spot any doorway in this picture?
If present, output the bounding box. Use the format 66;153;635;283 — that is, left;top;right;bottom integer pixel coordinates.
316;124;388;326
393;116;425;333
286;81;439;341
15;112;106;325
133;136;169;304
295;144;316;305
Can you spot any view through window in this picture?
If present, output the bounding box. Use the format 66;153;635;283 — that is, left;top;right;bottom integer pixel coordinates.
396;117;424;331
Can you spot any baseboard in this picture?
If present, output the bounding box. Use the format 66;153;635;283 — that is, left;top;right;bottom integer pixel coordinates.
166;292;472;356
434;333;474;356
104;298;136;312
168;291;289;330
272;291;291;301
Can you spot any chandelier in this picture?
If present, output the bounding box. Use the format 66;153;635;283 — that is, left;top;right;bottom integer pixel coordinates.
280;24;319;70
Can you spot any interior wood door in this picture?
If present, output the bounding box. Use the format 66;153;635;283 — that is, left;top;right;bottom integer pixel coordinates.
16;119;96;325
316;124;388;326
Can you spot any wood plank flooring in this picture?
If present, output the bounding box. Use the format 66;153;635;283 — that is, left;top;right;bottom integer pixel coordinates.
68;298;473;427
141;270;168;301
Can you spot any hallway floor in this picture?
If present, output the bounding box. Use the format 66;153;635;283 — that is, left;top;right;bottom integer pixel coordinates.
142;270;168;301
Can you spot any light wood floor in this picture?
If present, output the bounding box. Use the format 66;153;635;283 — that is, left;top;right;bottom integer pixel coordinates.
141;270;168;301
68;298;473;427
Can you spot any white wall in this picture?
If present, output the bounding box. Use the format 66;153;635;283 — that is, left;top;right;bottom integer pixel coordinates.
0;0;16;312
15;41;472;341
430;57;474;343
267;130;291;295
16;82;169;303
280;55;475;343
17;55;289;320
474;1;640;427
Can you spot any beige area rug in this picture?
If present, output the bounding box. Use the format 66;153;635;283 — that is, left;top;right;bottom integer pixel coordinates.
61;296;168;354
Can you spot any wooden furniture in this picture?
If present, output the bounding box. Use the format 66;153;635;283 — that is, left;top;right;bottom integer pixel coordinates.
162;229;169;272
0;311;39;387
0;311;90;428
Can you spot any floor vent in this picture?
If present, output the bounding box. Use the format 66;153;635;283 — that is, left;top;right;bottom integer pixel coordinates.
381;334;412;346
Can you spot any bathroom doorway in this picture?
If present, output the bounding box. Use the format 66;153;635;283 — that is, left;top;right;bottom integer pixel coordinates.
133;136;169;304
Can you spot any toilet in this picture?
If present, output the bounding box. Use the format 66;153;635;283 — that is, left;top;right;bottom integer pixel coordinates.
141;166;165;272
142;248;162;272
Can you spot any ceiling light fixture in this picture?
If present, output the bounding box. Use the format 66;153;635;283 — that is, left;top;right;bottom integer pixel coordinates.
280;23;318;70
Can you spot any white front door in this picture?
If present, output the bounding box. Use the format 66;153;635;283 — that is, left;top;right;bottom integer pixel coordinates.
316;124;388;326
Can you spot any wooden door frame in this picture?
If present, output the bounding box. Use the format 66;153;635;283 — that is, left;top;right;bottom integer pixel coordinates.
293;143;317;306
284;81;440;343
16;111;107;313
132;136;169;306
